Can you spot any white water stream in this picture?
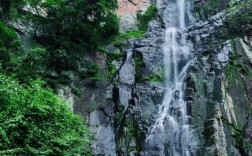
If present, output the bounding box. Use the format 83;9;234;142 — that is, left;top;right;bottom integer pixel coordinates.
145;0;194;155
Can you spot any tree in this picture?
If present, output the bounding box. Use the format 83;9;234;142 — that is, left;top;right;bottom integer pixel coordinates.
26;0;119;73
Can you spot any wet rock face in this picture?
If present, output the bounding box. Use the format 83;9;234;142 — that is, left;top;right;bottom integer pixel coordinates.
71;17;166;154
111;26;167;154
72;80;117;156
70;0;252;155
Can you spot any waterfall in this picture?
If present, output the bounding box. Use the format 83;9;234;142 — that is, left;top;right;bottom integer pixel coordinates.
145;0;194;155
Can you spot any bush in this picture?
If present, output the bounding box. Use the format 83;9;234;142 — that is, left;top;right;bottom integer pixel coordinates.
112;30;145;45
0;74;92;155
137;4;157;31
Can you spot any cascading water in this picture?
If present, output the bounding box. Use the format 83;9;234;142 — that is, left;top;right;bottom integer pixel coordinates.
145;0;195;155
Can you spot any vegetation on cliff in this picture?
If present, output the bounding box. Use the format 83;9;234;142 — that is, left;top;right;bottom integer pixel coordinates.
0;0;120;155
111;4;157;46
137;4;157;32
1;0;120;86
225;0;252;37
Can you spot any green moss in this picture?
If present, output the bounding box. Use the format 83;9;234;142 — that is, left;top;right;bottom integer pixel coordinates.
117;117;143;154
134;52;145;83
87;100;96;113
225;61;243;90
98;47;124;60
203;0;220;14
125;118;143;153
112;30;145;45
116;111;123;121
104;63;117;81
138;73;164;83
106;50;124;60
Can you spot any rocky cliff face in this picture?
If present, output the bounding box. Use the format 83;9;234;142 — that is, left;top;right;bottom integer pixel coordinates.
189;0;252;155
116;0;151;31
71;0;252;155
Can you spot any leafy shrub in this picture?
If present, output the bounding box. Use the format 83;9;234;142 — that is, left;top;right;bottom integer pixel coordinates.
101;49;124;80
0;74;92;155
137;4;157;31
113;30;145;45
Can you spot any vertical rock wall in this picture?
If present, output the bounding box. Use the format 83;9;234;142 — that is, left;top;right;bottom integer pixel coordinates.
187;0;252;155
69;0;252;155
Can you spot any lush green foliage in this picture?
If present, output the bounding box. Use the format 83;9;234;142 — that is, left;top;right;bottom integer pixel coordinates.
0;0;124;154
28;0;119;71
0;0;120;90
6;0;120;89
137;4;157;31
0;74;92;155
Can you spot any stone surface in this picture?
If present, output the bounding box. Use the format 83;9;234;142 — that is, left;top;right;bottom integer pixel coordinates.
116;0;151;31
